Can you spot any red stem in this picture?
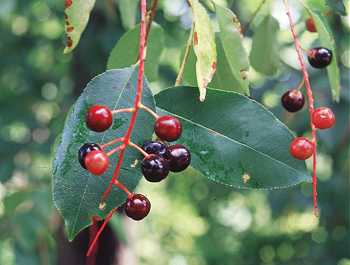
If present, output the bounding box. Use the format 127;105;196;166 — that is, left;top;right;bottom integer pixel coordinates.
101;0;148;204
284;0;318;214
86;217;100;264
86;209;116;257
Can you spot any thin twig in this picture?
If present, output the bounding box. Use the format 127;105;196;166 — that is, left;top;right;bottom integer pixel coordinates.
175;26;194;86
283;0;318;215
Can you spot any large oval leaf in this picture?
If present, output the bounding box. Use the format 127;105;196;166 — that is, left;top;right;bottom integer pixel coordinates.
155;87;310;189
107;23;164;81
303;4;341;101
250;15;280;75
53;67;156;240
64;0;96;53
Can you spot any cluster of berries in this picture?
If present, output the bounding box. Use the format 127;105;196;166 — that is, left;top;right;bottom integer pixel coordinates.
282;18;335;160
78;105;191;221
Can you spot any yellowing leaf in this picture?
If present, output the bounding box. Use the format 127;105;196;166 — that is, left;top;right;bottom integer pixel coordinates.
64;0;96;54
189;0;217;101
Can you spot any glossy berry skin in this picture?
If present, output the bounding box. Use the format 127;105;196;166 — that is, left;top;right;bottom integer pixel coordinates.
142;141;167;156
305;17;317;32
84;150;109;176
290;137;314;160
86;105;113;132
165;144;191;172
78;143;101;169
312;107;336;129
125;193;151;221
281;89;305;112
307;47;333;68
154;116;182;142
141;154;169;182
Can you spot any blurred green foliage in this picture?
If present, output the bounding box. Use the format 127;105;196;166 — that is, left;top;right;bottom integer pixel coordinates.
0;0;349;264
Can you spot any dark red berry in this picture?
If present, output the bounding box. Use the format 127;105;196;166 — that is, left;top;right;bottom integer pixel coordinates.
86;105;113;132
312;107;336;129
85;150;109;175
154;116;182;142
307;47;333;68
78;143;101;169
125;193;151;221
142;141;167;156
281;89;305;112
290;137;314;160
141;154;169;182
164;144;191;172
305;17;316;32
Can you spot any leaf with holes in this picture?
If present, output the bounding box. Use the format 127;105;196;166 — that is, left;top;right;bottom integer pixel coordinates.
155;87;310;189
250;15;280;75
189;0;217;101
52;67;155;240
107;23;164;81
211;4;250;95
303;4;341;101
64;0;96;53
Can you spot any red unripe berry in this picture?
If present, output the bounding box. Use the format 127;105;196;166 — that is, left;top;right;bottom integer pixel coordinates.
305;17;317;32
312;107;336;129
125;193;151;221
84;150;109;175
290;137;314;160
154;116;182;142
86;105;113;132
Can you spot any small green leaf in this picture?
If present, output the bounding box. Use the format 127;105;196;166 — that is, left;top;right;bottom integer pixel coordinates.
212;4;250;94
189;0;217;101
303;4;341;101
156;87;310;189
250;15;280;75
107;23;164;81
63;0;96;53
326;0;347;16
52;67;156;240
118;0;138;30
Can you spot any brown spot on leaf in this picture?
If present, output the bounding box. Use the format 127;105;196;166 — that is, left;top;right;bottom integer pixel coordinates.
65;0;73;8
193;31;198;46
66;36;73;48
67;26;74;32
211;62;217;71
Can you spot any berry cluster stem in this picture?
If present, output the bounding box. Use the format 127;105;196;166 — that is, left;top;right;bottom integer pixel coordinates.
283;0;318;215
101;0;148;204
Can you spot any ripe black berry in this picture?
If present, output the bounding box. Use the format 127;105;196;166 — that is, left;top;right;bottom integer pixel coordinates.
141;154;169;182
307;47;333;68
281;89;305;112
78;143;101;169
142;141;167;156
125;193;151;221
165;144;191;172
154;116;182;142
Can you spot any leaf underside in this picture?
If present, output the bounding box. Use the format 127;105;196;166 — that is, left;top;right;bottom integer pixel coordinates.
155;87;310;189
52;67;156;240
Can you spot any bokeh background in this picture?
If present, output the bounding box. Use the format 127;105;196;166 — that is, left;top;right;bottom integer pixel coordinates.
0;0;349;264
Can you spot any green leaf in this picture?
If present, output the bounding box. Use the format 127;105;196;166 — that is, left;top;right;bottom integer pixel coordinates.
326;0;347;16
117;0;138;30
303;5;341;101
250;15;280;75
189;0;217;101
107;23;164;81
63;0;96;53
52;67;156;240
212;4;250;94
155;87;310;189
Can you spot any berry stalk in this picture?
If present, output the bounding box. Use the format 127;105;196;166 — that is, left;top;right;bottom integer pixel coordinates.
283;0;318;214
101;0;148;204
